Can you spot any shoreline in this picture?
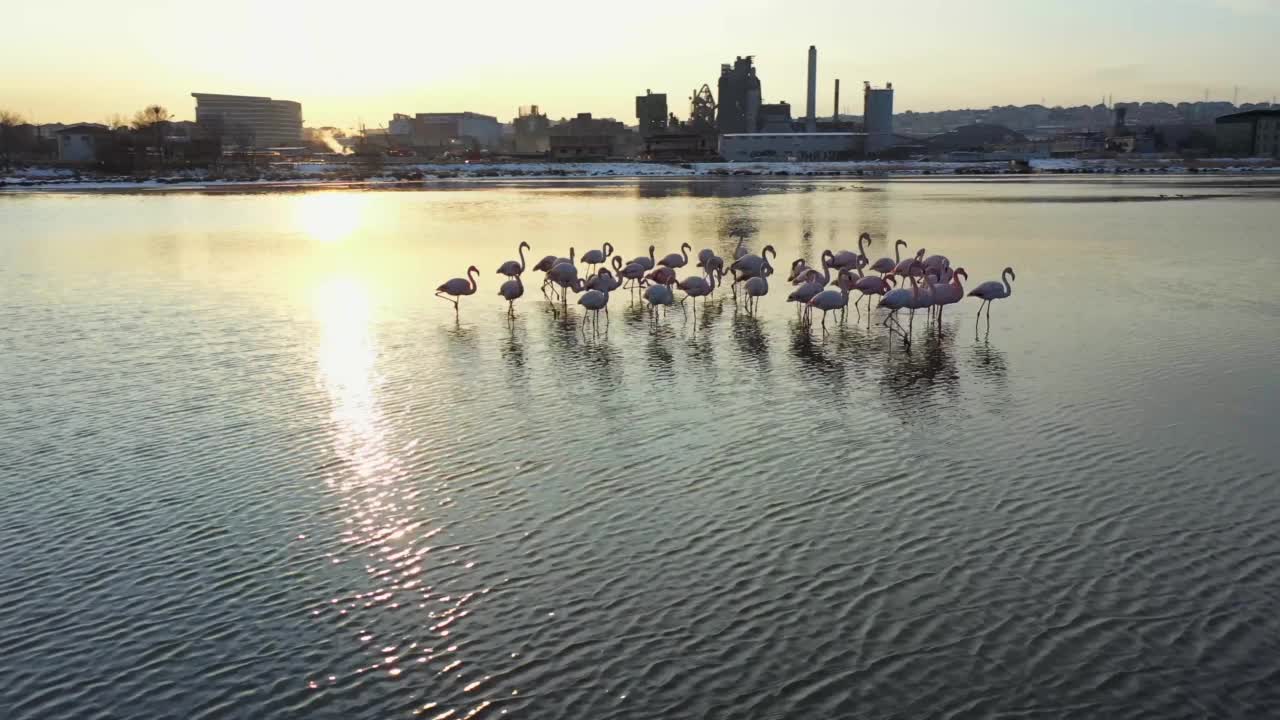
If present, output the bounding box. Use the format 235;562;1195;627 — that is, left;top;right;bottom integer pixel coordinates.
4;158;1279;193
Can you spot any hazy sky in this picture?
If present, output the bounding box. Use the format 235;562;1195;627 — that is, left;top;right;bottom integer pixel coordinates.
5;0;1278;128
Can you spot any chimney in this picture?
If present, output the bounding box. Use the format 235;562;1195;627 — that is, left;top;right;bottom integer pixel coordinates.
806;45;817;133
833;79;840;122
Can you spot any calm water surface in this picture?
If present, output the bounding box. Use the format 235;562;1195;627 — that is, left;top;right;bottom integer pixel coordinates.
2;177;1279;719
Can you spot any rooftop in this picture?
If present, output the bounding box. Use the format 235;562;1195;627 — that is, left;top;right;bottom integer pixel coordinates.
56;123;111;134
1215;108;1280;123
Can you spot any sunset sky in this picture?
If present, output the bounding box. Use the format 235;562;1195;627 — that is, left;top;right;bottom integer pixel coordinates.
5;0;1278;129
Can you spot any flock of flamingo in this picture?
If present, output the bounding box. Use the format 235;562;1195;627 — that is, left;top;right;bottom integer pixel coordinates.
435;233;1016;345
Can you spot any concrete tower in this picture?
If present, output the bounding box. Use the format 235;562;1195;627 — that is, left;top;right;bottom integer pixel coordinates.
806;45;818;133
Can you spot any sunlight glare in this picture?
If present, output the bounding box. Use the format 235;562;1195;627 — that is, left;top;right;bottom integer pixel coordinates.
297;193;366;244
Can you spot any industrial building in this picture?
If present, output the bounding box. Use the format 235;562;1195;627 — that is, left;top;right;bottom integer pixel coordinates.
720;132;863;162
717;56;762;135
512;106;551;154
758;103;793;133
389;112;502;151
1215;109;1280;157
191;93;302;147
635;90;668;137
863;82;895;154
549;113;637;159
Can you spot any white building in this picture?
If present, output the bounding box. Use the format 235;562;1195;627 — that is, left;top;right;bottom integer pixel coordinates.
719;132;863;162
56;123;112;163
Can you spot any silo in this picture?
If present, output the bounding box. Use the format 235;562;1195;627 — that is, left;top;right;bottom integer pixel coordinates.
863;81;894;153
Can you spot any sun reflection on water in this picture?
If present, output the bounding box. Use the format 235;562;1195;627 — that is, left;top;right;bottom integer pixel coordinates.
314;275;384;483
297;192;366;243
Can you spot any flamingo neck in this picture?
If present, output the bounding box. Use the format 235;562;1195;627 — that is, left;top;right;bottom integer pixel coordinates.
518;244;527;271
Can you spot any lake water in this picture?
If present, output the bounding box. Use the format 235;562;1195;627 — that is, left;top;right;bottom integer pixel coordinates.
2;176;1279;719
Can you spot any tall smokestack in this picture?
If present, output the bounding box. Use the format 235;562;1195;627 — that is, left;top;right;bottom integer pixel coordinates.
834;79;840;122
806;45;817;133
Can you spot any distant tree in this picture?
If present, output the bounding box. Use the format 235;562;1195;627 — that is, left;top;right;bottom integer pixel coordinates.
106;113;130;131
131;105;173;164
130;104;172;130
1;109;27;168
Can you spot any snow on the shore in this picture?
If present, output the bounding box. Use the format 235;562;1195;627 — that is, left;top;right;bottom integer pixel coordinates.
4;157;1279;191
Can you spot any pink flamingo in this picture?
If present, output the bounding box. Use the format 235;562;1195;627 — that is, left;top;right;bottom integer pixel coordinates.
580;242;614;272
878;261;924;345
496;241;530;278
968;266;1015;332
869;239;907;275
807;269;853;330
436;266;479;314
645;266;678;287
894;247;927;276
616;256;646;290
930;267;967;331
629;245;656;271
743;260;772;315
497;273;524;317
658;242;692;269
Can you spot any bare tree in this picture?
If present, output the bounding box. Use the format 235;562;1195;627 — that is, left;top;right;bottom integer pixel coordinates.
131;104;173;164
105;113;130;131
130;104;172;130
1;109;28;169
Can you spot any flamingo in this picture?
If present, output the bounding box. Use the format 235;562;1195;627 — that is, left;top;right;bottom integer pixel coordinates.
697;248;715;267
629;245;656;271
828;235;869;272
894;247;927;276
828;263;869;321
787;262;829;323
855;232;872;267
616;256;646;290
659;242;692;269
850;272;895;316
547;259;579;307
586;267;621;293
497;273;524;316
969;266;1015;332
878;264;924;345
922;253;950;273
729;244;776;283
678;266;719;312
436;266;479;313
870;239;907;276
905;263;936;337
644;266;678;287
577;283;611;329
535;247;574;299
496;241;530;278
743;260;772;315
807;269;853;330
580;242;613;272
733;235;750;260
642;283;676;318
700;254;726;284
930;267;967;331
787;257;823;285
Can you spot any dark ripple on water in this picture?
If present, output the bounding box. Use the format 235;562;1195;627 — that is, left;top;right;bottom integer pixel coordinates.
3;179;1280;719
